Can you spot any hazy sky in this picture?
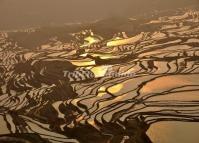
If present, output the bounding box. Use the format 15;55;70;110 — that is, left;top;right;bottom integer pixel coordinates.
0;0;198;30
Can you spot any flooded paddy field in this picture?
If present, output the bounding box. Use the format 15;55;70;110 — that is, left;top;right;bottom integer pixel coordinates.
0;8;199;143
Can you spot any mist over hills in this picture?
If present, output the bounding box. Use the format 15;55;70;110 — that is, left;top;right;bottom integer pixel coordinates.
6;7;199;49
0;0;198;30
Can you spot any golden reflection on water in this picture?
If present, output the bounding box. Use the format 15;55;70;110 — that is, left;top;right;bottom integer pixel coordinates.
80;36;100;47
98;86;106;92
147;121;199;143
70;60;95;66
91;65;111;78
108;84;123;94
107;33;143;47
140;75;193;94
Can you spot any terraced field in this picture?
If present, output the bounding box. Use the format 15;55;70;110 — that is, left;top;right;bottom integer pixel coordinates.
0;9;199;143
